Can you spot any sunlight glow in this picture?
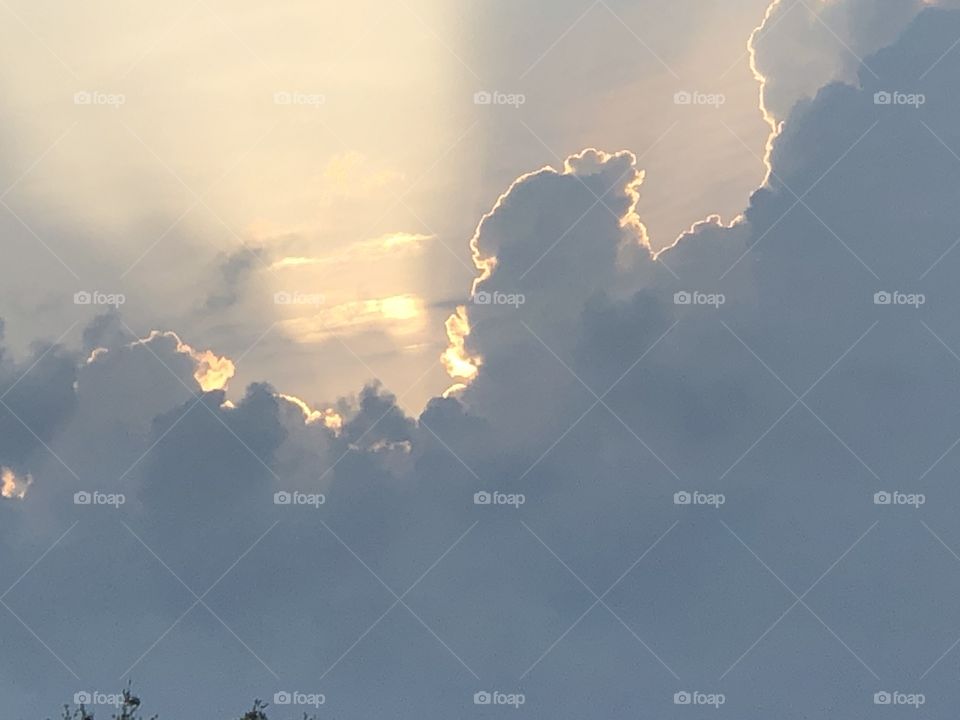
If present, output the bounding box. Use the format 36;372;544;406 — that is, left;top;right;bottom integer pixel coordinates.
749;0;789;184
441;305;481;383
280;294;427;343
131;331;236;391
278;393;343;431
1;467;31;500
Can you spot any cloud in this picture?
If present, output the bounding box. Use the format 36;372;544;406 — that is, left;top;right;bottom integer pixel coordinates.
279;294;427;344
125;331;236;392
269;232;432;271
6;7;960;719
1;467;32;500
0;336;79;468
749;0;960;126
205;248;265;311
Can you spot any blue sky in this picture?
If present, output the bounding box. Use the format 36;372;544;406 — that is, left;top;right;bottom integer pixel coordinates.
3;1;960;718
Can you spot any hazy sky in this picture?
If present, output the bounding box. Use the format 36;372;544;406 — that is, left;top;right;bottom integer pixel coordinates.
4;1;960;718
0;0;783;412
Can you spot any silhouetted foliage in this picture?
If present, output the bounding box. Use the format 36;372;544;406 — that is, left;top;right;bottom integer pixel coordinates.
50;688;314;720
239;700;269;720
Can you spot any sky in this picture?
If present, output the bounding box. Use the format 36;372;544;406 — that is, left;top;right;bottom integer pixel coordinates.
4;0;960;718
0;0;782;412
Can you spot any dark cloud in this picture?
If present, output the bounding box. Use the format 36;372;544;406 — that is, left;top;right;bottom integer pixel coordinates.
204;248;265;312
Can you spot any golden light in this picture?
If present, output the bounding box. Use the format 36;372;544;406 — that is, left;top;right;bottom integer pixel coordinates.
380;294;420;321
278;393;343;432
1;467;32;500
191;349;237;392
131;331;236;392
748;0;789;184
280;294;427;343
441;305;481;382
271;257;322;270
